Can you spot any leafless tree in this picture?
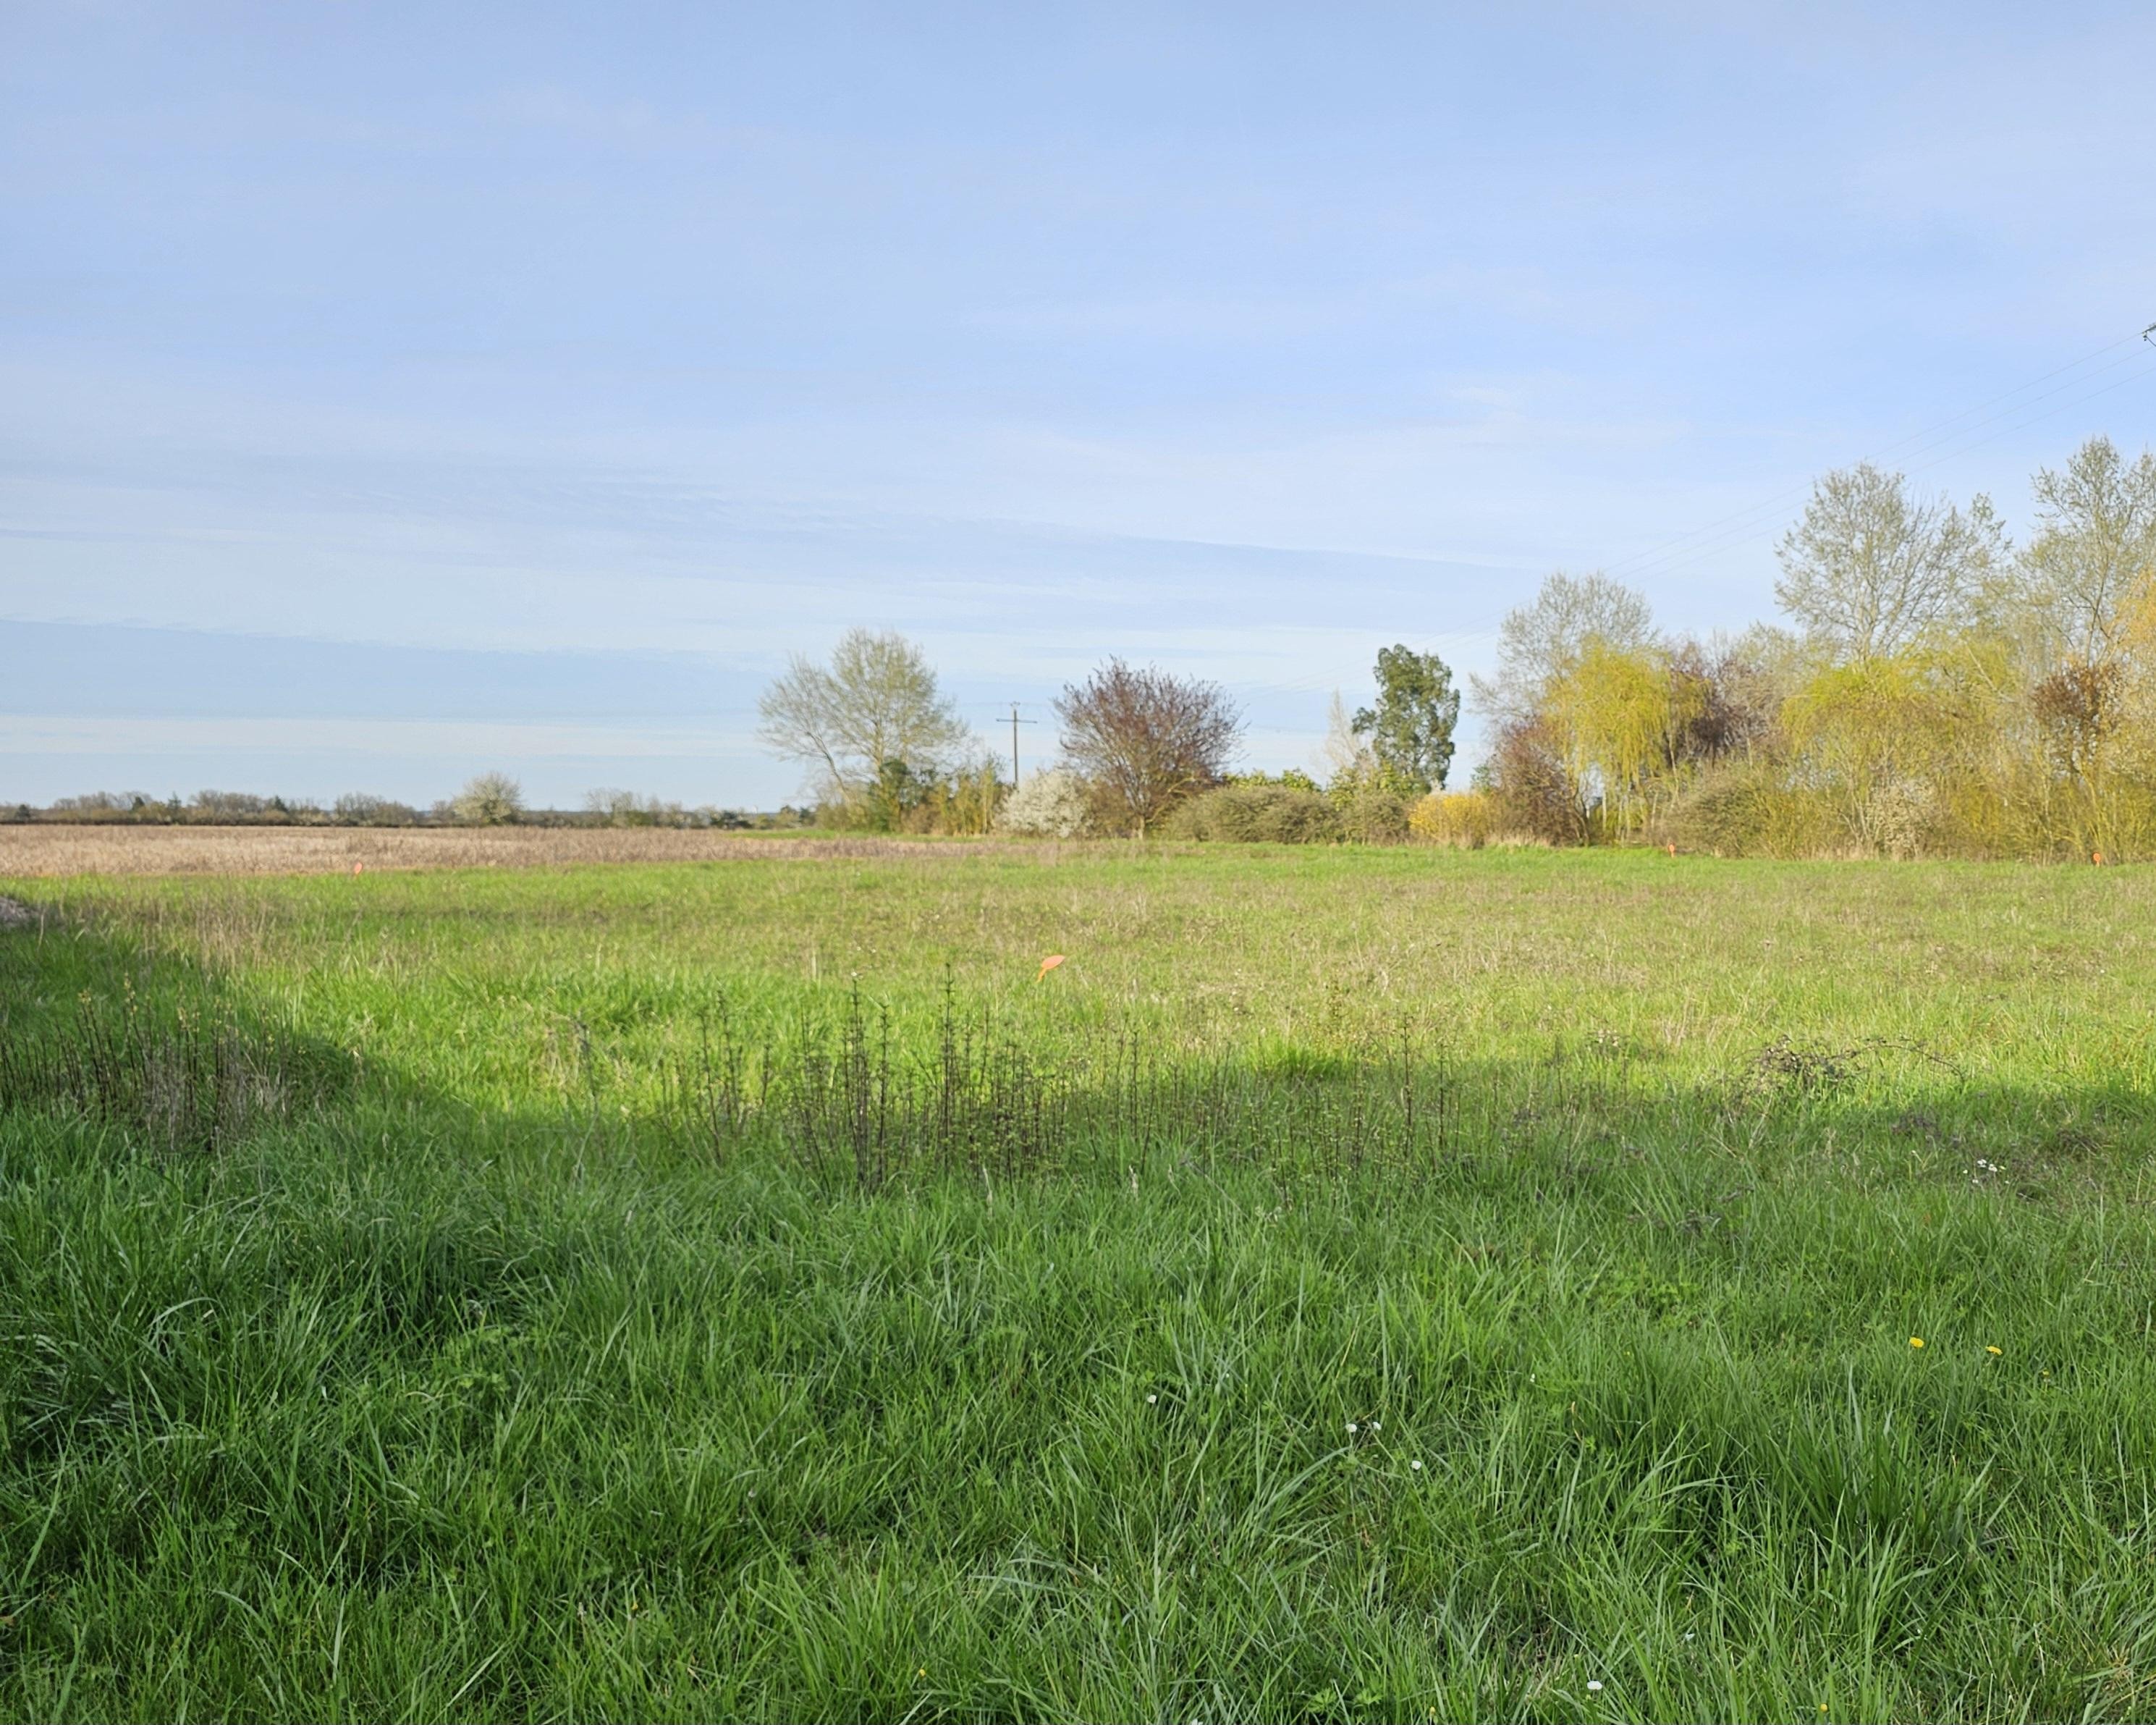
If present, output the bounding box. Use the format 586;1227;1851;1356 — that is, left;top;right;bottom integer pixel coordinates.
758;628;974;811
1056;659;1243;835
1665;631;1785;765
1471;571;1656;722
1775;464;2005;662
2019;435;2156;665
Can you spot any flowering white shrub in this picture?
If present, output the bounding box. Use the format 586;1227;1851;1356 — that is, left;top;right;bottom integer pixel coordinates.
997;769;1090;838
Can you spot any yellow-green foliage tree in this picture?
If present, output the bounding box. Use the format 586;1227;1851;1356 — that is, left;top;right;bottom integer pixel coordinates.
1780;655;1973;856
1472;573;1672;842
1540;641;1699;840
1469;441;2156;860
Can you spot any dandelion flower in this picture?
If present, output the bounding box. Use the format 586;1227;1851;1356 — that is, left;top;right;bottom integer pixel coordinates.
1986;1346;2003;1357
1909;1336;1924;1349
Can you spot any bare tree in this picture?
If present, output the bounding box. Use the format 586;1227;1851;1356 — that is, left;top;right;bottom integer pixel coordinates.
1775;464;2005;662
333;793;415;826
1056;659;1243;835
758;629;974;812
1319;689;1378;790
2019;436;2156;665
1471;571;1656;722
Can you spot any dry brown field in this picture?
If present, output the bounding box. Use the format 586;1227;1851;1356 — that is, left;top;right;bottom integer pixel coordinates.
0;824;1053;876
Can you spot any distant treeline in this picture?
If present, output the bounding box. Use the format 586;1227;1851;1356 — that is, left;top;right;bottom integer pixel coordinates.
8;779;813;832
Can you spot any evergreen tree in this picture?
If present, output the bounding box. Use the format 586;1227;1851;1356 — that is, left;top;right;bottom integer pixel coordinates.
1353;644;1462;793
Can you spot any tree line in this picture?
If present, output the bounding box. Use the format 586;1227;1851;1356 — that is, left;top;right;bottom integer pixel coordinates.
6;779;808;831
764;434;2156;859
20;434;2150;858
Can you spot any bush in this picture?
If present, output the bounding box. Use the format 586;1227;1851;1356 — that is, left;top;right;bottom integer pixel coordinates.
1659;759;1834;857
1333;787;1409;843
450;772;524;826
333;793;416;827
1169;783;1340;843
997;769;1091;838
1408;790;1497;848
191;790;273;822
1484;719;1589;845
48;792;154;823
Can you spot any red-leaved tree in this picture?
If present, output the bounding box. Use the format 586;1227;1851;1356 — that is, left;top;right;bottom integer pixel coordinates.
1055;659;1243;836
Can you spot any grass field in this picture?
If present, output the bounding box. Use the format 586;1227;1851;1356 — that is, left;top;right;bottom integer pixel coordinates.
4;843;2155;1721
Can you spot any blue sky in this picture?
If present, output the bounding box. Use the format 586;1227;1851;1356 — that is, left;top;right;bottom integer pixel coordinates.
5;2;2155;809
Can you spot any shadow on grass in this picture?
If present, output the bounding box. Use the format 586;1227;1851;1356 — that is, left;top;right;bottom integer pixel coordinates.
659;980;2156;1212
0;893;364;1154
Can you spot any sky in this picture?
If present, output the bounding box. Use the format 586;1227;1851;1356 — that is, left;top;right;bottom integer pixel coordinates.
4;1;2156;811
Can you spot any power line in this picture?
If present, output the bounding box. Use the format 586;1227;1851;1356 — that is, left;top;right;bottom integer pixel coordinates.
1225;319;2156;711
1633;350;2156;590
1608;329;2152;584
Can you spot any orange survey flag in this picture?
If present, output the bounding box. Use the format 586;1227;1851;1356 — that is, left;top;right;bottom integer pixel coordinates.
1035;954;1066;982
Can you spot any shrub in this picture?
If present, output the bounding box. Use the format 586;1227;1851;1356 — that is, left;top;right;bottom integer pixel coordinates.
1334;788;1409;843
333;793;416;827
1484;718;1589;845
1659;759;1834;857
997;769;1091;838
49;792;151;822
450;772;524;826
191;790;273;822
1169;782;1339;843
1408;790;1497;848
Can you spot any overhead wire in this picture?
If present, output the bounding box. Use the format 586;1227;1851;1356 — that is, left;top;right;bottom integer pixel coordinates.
1605;329;2149;583
1628;349;2156;590
1220;320;2156;712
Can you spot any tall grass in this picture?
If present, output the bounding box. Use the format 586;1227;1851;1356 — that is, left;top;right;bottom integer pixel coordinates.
2;848;2155;1721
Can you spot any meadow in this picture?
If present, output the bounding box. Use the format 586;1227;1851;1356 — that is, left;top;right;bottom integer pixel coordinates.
3;839;2155;1721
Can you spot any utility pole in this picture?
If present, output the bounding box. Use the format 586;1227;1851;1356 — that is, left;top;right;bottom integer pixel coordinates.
1006;702;1039;787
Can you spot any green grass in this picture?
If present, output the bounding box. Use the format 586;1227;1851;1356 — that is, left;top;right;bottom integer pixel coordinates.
4;846;2156;1721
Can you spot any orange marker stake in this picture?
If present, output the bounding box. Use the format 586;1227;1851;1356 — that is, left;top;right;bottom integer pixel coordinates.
1035;954;1066;982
